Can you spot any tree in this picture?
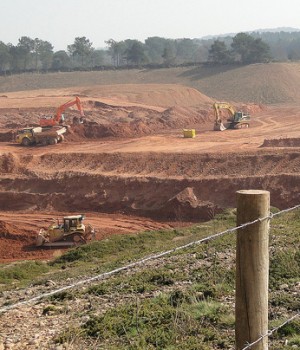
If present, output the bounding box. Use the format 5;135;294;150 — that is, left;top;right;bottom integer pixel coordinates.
176;38;199;62
67;37;94;67
208;39;232;64
288;37;300;60
125;40;147;65
249;38;271;63
0;41;11;72
145;36;168;64
231;33;271;64
105;39;127;66
18;36;35;69
33;39;54;70
90;49;108;66
52;50;71;70
162;41;176;65
8;44;24;71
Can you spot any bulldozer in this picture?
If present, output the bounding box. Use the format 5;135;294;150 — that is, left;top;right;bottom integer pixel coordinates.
213;102;250;131
36;214;95;247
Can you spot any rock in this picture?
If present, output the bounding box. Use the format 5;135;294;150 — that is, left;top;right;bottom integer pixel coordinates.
45;280;56;287
279;283;289;290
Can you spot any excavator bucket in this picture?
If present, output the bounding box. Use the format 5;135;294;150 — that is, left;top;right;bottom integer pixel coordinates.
213;123;227;131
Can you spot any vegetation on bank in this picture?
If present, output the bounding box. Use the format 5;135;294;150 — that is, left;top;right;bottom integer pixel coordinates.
0;208;299;349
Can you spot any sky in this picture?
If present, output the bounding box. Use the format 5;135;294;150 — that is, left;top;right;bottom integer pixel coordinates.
1;0;300;51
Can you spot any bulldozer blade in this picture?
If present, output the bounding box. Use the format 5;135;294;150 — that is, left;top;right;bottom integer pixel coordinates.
37;241;79;248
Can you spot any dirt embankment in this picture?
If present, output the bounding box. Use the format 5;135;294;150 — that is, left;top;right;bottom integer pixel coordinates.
261;137;300;148
1;150;300;221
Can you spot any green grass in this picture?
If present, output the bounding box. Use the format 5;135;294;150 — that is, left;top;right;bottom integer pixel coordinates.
0;261;49;285
76;291;234;350
1;208;300;349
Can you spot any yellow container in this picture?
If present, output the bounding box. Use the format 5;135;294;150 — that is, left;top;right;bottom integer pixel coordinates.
183;129;196;138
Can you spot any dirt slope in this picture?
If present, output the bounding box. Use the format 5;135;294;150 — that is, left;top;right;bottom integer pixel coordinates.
1;62;300;104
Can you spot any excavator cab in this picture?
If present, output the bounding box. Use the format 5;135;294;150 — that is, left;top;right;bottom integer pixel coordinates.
233;112;244;122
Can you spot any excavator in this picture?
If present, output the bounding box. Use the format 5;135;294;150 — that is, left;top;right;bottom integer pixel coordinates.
39;96;85;127
213;102;250;131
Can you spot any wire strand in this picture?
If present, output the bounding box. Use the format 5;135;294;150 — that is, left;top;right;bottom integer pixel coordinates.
240;313;300;350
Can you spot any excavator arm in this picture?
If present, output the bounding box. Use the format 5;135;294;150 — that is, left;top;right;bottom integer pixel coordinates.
40;96;85;127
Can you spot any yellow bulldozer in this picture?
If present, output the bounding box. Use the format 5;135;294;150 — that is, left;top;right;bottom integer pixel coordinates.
36;214;95;247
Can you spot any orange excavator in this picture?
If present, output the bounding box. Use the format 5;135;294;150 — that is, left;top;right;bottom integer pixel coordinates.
39;96;85;127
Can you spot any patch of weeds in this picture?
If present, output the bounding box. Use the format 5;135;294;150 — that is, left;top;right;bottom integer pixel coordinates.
289;335;300;346
0;261;49;285
87;284;109;296
187;300;229;324
168;289;185;307
148;272;175;286
270;251;300;289
42;305;57;315
50;229;180;266
270;292;300;311
277;319;300;337
55;326;84;345
49;291;74;302
81;292;234;349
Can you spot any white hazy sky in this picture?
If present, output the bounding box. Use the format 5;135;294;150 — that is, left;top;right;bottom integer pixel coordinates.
1;0;299;51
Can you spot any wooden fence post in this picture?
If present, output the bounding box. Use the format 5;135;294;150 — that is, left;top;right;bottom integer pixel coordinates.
235;190;270;350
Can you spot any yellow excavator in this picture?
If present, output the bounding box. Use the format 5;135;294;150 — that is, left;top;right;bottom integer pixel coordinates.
213;102;250;131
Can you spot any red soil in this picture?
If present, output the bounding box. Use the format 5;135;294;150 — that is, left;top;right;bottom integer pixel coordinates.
0;85;299;262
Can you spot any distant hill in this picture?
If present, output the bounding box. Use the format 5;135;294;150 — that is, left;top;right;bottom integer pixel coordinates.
1;62;300;105
254;27;300;33
201;27;300;39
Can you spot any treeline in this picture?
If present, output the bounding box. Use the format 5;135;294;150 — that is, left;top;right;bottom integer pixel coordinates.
0;31;300;74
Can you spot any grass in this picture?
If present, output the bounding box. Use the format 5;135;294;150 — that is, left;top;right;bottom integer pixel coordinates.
1;208;300;349
0;261;49;286
76;291;235;350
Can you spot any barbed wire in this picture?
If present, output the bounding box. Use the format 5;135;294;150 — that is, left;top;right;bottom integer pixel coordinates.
241;313;300;350
1;204;300;314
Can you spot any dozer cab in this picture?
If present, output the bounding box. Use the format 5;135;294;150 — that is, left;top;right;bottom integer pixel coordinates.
36;214;95;247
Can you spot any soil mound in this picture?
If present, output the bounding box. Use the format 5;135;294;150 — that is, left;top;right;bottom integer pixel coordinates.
0;219;56;261
0;153;19;173
160;187;219;221
0;220;32;241
0;220;37;261
0;130;14;142
65;105;212;140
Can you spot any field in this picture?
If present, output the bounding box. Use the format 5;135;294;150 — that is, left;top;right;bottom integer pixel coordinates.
0;64;300;349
